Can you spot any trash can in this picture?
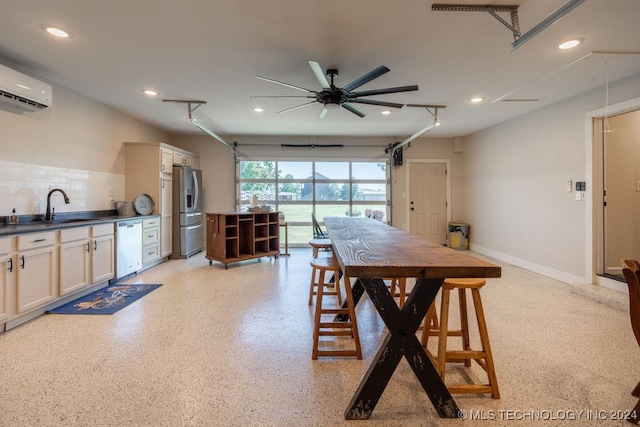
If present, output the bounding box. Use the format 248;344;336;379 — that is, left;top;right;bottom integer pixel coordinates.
448;222;469;250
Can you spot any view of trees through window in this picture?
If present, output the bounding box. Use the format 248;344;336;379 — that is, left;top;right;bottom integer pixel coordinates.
238;160;388;245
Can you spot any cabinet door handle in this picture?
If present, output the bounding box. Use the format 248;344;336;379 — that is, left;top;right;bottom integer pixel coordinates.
20;255;25;269
33;238;47;243
86;242;91;252
94;241;98;251
7;257;12;272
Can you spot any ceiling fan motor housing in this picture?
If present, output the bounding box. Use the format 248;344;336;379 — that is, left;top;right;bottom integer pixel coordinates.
317;90;347;106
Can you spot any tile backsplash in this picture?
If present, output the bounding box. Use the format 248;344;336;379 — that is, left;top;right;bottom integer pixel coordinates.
0;160;124;218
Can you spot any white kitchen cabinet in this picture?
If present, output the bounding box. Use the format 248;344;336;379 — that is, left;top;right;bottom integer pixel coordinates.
173;150;200;169
142;217;161;265
161;147;173;174
16;231;57;313
91;223;115;284
0;236;16;323
58;226;91;296
173;151;186;166
160;175;172;257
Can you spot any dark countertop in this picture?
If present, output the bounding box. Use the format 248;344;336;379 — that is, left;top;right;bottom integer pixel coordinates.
0;210;160;237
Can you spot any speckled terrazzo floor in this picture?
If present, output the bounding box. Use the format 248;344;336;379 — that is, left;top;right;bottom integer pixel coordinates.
0;249;638;426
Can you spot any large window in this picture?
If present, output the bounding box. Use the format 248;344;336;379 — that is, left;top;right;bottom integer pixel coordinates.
238;160;388;245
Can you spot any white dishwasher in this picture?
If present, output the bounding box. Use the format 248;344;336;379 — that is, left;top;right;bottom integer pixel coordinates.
116;219;143;279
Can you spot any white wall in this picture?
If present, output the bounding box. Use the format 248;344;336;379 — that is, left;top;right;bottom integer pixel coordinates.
461;73;640;285
0;83;171;218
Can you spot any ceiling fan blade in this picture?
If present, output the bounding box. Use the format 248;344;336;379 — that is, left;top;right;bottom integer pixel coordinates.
341;102;366;118
256;76;316;94
277;101;318;114
349;98;405;108
250;95;315;99
348;85;419;98
318;107;329;119
308;61;331;90
341;66;390;93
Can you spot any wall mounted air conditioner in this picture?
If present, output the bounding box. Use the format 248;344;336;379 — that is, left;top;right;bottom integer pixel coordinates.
0;63;52;112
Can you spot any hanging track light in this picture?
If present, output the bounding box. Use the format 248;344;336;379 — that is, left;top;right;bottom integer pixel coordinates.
162;99;234;149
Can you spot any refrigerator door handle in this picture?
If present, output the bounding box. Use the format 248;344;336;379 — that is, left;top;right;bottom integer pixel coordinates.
186;223;203;231
192;169;199;210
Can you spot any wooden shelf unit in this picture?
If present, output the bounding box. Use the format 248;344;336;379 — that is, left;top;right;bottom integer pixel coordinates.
206;212;280;268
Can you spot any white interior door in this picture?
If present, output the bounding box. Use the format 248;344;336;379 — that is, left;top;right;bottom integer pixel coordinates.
408;162;447;245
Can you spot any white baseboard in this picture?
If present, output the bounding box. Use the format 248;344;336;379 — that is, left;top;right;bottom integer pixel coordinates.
470;244;589;285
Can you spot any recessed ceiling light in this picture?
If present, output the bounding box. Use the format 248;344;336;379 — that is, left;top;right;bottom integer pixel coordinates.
143;89;158;96
470;97;484;103
253;107;264;112
435;121;442;126
557;39;582;50
381;110;392;115
41;25;72;38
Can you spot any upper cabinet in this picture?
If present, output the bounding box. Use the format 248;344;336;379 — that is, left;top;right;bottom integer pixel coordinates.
173;150;199;169
161;148;173;174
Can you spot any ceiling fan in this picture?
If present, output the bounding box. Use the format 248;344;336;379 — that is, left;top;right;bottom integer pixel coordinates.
251;60;419;118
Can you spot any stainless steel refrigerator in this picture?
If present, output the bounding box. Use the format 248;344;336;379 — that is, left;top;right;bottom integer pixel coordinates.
171;165;204;258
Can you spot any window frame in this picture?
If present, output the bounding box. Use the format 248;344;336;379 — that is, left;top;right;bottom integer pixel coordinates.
237;160;389;246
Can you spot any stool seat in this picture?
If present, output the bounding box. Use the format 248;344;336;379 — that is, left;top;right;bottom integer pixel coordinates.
422;277;499;398
443;278;486;289
310;256;340;269
309;257;361;360
309;238;332;258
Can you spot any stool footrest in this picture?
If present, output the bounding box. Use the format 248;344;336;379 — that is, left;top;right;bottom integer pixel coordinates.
319;329;354;336
446;350;486;360
447;384;494;395
318;308;348;315
315;350;360;357
318;322;354;329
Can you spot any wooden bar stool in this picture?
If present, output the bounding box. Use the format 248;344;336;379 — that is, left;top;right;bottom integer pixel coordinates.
309;238;332;258
421;278;500;398
388;278;407;307
310;257;361;359
308;255;342;306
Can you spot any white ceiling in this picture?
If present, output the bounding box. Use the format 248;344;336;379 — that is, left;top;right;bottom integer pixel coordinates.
1;0;639;139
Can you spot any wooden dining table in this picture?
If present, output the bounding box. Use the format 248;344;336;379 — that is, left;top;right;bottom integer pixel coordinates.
324;216;501;420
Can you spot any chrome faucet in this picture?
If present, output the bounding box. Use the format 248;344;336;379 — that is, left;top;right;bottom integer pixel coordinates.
45;188;70;221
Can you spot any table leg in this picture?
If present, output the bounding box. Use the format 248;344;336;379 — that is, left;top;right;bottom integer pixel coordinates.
344;277;459;420
279;223;290;256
